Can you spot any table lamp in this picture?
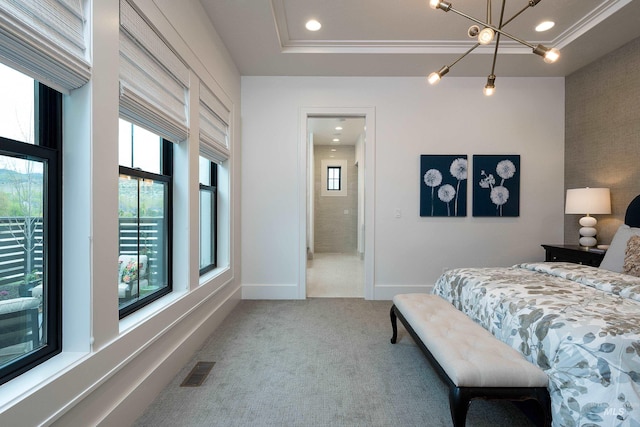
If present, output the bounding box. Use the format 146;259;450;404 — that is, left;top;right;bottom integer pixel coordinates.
565;188;611;247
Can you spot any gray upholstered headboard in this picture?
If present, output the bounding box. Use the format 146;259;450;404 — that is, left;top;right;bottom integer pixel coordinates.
625;195;640;227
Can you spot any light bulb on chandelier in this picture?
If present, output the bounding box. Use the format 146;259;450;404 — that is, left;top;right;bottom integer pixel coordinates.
477;27;494;45
483;75;496;96
426;0;559;92
427;65;450;85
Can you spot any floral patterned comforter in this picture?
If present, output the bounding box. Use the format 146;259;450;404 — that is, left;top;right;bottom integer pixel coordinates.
432;262;640;427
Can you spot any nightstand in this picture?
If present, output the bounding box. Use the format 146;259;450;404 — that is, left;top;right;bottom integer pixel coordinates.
541;244;606;267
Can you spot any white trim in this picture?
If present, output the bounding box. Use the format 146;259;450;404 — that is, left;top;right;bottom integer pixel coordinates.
552;0;632;49
241;284;299;300
271;0;628;55
298;107;376;300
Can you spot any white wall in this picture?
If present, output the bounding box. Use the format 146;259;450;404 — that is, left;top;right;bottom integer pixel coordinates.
0;0;242;425
241;76;565;300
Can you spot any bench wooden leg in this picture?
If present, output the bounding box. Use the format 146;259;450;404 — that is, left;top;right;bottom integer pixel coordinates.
390;305;398;344
449;387;471;427
534;387;552;427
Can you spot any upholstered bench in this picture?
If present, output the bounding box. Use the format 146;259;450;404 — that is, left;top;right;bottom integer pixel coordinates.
390;293;551;427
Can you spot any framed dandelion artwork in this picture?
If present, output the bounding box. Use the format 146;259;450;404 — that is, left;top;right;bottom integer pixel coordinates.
472;155;520;217
420;155;468;217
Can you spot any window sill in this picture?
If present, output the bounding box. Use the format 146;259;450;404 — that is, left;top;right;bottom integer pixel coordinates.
199;265;230;286
0;351;89;410
118;289;186;334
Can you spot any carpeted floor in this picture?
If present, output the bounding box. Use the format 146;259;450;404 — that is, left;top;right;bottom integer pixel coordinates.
133;299;536;427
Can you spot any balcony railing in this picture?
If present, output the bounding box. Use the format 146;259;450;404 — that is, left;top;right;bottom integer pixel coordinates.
0;217;164;293
0;217;43;289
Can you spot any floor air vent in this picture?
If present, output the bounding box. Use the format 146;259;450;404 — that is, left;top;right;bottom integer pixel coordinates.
180;361;215;387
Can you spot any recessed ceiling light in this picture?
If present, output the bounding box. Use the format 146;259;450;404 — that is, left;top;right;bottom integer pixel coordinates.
305;19;321;31
331;149;337;152
335;126;343;130
535;21;555;32
332;138;340;142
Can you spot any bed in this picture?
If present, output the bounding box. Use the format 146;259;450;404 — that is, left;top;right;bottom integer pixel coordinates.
432;195;640;427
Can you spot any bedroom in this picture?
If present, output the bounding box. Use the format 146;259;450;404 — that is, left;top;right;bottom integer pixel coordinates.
0;1;639;426
237;1;640;300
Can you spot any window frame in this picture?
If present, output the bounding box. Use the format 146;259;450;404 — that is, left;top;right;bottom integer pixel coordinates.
199;160;218;275
117;127;173;319
0;82;62;386
327;166;342;191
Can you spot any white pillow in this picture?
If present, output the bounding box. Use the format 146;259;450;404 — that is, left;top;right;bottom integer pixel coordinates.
599;225;640;273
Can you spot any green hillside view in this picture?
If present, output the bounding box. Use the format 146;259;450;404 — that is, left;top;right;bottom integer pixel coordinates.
0;168;43;217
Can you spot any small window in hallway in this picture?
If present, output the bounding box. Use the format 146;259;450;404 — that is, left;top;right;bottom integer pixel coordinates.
327;166;341;191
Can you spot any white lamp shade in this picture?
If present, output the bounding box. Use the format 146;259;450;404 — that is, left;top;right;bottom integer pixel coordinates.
565;188;611;215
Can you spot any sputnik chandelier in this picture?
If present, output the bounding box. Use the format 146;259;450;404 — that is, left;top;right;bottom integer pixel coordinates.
427;0;560;96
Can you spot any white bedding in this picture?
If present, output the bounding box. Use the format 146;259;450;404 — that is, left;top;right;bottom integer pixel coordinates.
432;262;640;427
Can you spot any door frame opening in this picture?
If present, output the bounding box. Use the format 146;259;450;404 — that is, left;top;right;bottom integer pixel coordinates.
298;107;375;299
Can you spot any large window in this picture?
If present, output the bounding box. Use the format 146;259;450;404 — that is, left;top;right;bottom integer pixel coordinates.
0;64;62;385
118;119;172;318
199;157;217;275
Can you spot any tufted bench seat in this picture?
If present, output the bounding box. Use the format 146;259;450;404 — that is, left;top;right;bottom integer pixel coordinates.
390;293;551;427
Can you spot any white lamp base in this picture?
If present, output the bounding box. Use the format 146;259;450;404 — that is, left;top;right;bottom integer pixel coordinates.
578;215;598;247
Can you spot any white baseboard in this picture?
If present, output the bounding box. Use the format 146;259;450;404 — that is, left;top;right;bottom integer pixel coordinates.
97;285;241;427
242;284;301;300
241;284;433;300
38;285;242;427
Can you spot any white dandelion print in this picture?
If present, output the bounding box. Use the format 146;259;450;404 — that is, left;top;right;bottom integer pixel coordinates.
490;186;509;214
496;160;516;181
438;184;456;216
473;155;520;217
424;168;442;216
449;157;467;216
420;155;467;217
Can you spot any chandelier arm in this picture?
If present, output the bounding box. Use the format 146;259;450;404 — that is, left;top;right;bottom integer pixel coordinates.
486;0;491;25
501;2;538;28
490;0;507;76
446;5;535;49
449;42;481;68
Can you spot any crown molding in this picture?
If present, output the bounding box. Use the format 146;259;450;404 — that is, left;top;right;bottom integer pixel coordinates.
271;0;631;55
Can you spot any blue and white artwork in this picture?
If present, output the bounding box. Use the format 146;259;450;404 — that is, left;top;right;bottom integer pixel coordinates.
420;155;467;217
473;155;520;217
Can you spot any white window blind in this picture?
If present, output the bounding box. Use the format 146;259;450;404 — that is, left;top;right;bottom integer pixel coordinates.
0;0;90;92
119;0;189;143
199;82;230;164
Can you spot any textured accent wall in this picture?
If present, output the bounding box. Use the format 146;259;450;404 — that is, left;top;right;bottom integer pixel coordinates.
565;36;640;245
314;145;358;253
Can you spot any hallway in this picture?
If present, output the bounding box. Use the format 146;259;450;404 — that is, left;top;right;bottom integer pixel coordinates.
306;253;364;298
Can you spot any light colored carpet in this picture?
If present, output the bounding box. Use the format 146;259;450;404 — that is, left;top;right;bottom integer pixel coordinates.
133;299;536;427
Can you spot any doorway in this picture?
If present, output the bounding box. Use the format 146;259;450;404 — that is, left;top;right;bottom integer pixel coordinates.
297;108;375;300
306;117;365;297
